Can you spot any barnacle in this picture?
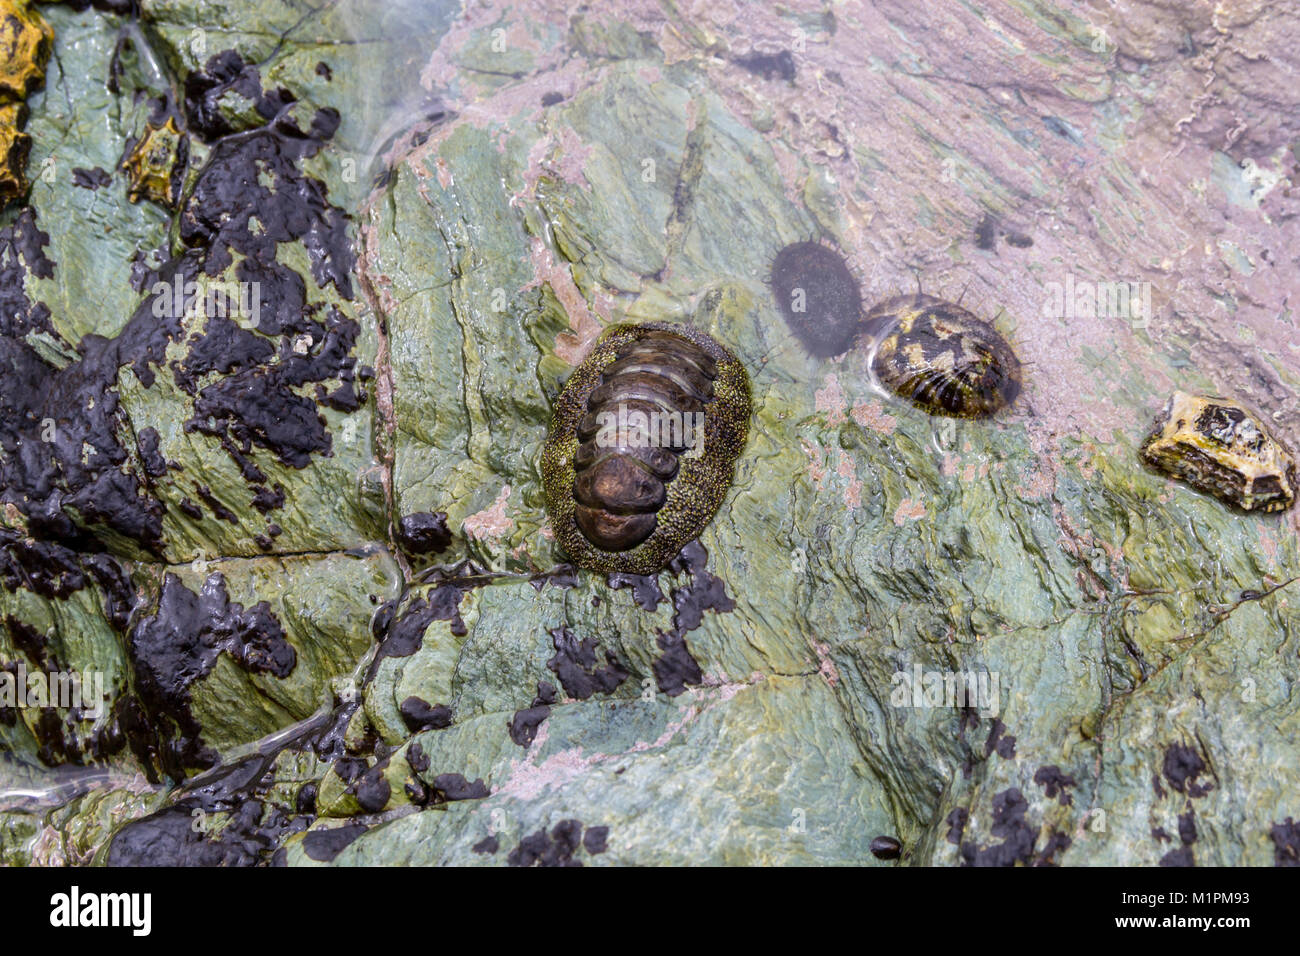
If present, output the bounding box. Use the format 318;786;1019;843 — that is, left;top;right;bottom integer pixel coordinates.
1140;391;1295;512
0;0;53;102
0;0;53;208
122;117;187;207
0;101;31;206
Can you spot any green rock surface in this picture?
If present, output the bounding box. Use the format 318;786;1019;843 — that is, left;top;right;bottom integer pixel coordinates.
2;0;1299;867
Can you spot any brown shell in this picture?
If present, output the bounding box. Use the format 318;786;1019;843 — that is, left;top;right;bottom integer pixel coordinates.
573;330;714;550
867;294;1021;419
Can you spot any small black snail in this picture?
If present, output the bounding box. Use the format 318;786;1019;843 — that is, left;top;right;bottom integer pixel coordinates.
768;241;863;358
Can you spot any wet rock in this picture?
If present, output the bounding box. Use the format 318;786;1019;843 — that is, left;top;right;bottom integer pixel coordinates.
6;0;1300;871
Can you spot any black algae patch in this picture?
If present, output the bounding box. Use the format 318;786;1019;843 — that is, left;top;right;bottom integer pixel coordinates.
1035;830;1072;866
179;108;351;294
302;824;368;863
546;626;629;700
3;66;357;564
130;572;296;775
1150;744;1212;865
473;834;499;854
184;50;296;142
650;541;734;696
354;764;391;812
667;540;735;628
1152;773;1166;800
405;741;430;775
959;788;1039;867
109;754;313;867
0;528;133;629
984;719;1016;759
768;241;863;358
583;826;609;855
607;571;664;611
946;807;968;845
0;208;55;339
653;632;702;698
509;706;550;747
72;167;113;190
0;36;382;833
529;564;578;593
1033;765;1077;806
506;819;606;867
1158;806;1198;866
1;209;168;552
733;49;796;83
5;615;50;669
509;682;558;748
333;755;367;783
429;773;489;803
1162;742;1214;798
395;511;452;555
109;805;263;867
165;99;360;522
135;427;168;477
399;695;453;732
378;585;467;661
180;299;360;471
1271;818;1300;866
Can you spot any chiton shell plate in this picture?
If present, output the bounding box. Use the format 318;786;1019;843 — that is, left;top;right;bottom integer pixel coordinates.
541;321;751;574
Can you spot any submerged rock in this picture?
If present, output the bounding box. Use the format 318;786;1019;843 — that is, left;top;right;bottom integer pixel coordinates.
3;0;1300;869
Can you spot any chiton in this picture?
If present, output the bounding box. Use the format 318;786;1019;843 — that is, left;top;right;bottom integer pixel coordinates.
768;240;863;358
866;293;1021;418
541;322;751;574
1140;391;1296;513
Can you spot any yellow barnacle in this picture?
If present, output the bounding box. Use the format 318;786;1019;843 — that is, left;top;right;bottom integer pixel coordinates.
0;0;53;102
122;117;187;207
0;0;53;209
1140;391;1296;513
0;100;31;206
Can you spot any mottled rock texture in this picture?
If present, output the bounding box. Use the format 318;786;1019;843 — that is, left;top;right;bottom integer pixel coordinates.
2;0;1299;866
